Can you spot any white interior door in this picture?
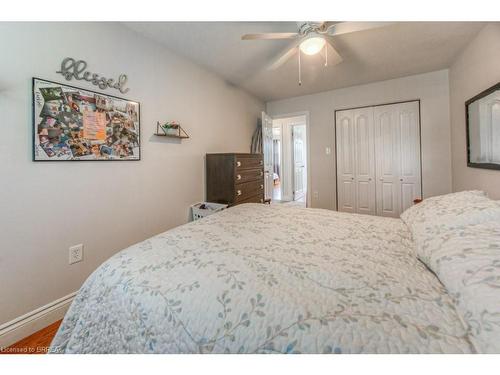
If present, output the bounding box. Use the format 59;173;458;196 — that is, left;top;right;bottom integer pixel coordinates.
262;112;274;201
292;125;307;201
337;101;421;217
374;101;421;217
335;110;356;213
374;105;400;217
396;101;422;213
353;107;376;215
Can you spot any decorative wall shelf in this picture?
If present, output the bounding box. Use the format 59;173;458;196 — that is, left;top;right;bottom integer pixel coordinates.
154;121;190;139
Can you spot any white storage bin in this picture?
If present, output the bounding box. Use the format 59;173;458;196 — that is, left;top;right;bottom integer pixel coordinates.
191;202;228;221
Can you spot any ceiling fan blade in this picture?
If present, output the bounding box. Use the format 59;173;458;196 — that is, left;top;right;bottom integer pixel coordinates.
242;33;299;40
323;37;343;66
326;22;393;37
267;42;300;70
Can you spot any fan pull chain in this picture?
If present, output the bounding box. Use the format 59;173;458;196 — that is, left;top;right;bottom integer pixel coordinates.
298;49;302;86
325;43;328;67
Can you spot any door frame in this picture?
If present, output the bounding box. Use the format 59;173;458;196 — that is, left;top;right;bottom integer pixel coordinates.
291;123;307;202
334;99;423;212
271;122;282;201
270;111;311;207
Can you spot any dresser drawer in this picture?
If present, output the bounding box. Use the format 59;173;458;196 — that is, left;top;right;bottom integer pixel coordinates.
206;153;265;207
236;194;264;205
235;168;264;184
235;180;264;202
235;155;263;170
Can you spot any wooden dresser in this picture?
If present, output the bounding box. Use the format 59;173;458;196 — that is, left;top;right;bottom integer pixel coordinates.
206;153;264;206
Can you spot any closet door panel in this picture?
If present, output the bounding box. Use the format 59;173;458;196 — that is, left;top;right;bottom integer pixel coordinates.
397;102;421;212
381;182;395;212
339;113;355;176
353;107;375;215
336;110;356;213
340;180;356;211
357;181;372;212
374;107;400;217
354;111;372;177
401;183;417;212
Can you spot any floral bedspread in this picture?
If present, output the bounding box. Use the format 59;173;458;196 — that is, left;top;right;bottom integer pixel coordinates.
50;204;475;353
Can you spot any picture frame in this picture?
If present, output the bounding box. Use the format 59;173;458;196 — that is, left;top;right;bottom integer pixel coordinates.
32;77;140;161
465;81;500;171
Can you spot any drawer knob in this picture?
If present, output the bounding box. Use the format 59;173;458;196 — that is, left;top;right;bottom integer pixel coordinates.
260;171;263;177
260;185;264;189
260;199;264;203
236;174;241;180
259;160;263;165
237;190;242;196
236;161;242;167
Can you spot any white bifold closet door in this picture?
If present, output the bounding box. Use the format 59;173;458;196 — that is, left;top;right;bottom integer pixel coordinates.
336;109;356;213
336;101;421;217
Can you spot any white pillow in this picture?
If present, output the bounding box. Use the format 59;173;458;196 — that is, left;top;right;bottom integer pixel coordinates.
400;191;500;352
401;191;500;261
400;190;489;231
421;221;500;353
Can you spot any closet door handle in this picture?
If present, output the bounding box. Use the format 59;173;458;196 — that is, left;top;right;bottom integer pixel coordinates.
237;190;242;196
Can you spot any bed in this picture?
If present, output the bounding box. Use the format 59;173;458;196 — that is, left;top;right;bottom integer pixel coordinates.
50;192;500;353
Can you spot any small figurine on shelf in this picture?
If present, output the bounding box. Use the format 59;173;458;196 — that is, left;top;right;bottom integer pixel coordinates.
161;121;180;136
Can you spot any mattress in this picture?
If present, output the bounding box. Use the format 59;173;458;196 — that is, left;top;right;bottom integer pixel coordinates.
50;204;475;353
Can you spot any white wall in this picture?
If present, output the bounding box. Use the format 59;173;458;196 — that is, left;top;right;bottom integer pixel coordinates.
449;23;500;199
266;70;452;210
0;22;263;325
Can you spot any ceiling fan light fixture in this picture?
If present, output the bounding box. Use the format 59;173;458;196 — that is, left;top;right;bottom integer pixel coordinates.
299;35;326;55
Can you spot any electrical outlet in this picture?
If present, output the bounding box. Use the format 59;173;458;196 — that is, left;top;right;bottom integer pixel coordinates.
313;191;319;199
69;244;84;265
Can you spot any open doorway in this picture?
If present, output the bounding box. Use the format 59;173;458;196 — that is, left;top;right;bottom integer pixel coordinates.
271;115;308;206
272;125;282;201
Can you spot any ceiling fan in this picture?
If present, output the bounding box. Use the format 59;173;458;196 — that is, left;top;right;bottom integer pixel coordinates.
242;22;392;84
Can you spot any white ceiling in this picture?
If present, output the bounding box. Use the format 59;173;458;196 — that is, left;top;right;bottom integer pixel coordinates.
123;22;485;102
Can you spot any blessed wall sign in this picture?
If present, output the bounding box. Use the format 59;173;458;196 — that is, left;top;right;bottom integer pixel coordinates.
56;57;130;94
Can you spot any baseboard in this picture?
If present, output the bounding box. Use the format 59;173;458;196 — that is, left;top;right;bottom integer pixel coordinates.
0;291;77;348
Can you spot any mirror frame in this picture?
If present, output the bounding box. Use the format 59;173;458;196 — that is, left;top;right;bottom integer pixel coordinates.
465;81;500;170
